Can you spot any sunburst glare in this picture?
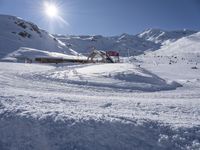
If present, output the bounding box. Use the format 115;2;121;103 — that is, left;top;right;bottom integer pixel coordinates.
44;2;59;18
41;0;69;33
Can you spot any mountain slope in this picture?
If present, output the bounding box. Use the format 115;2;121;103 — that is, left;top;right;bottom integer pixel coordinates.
55;29;197;57
137;28;196;44
55;34;160;56
138;31;200;65
153;31;200;56
0;15;77;59
134;32;200;83
0;14;198;59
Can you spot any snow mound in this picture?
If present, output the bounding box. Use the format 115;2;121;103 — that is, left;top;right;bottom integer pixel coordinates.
3;47;87;62
37;63;181;91
0;14;77;59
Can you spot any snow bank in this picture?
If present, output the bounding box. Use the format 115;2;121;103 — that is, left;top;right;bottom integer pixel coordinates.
36;63;181;91
2;47;87;62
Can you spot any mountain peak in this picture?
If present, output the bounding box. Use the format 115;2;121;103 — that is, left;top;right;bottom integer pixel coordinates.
143;28;164;33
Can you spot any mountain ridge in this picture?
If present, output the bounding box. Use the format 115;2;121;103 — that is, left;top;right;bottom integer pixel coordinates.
0;14;198;58
55;29;197;56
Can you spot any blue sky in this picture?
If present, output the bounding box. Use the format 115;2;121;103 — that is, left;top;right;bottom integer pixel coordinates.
0;0;200;35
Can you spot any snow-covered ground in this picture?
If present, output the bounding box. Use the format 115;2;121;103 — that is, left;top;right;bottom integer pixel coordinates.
0;60;200;150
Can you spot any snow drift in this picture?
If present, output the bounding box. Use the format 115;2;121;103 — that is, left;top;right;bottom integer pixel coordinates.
35;63;181;91
2;47;87;62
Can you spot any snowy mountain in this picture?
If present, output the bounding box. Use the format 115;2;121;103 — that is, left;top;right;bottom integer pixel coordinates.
134;31;200;87
0;15;77;59
151;31;200;57
137;28;196;44
0;14;197;59
55;34;159;57
55;29;197;57
136;31;200;66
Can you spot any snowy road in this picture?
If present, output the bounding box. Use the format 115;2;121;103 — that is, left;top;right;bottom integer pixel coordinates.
0;62;200;150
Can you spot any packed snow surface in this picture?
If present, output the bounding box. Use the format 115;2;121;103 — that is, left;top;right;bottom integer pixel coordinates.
0;61;200;150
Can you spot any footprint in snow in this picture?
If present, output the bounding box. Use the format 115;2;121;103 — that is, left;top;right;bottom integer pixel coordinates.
100;103;112;108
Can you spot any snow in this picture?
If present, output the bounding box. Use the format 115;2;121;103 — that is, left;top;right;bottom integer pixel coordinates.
0;15;77;59
0;15;200;150
150;32;200;58
2;47;87;62
0;14;197;59
138;28;197;45
55;29;196;57
55;34;160;56
0;61;200;150
37;63;181;92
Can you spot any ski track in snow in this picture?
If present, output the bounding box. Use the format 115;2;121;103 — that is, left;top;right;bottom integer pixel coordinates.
0;62;200;150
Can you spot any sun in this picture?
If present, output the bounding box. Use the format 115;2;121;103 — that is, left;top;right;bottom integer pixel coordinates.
42;1;69;26
44;2;59;18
